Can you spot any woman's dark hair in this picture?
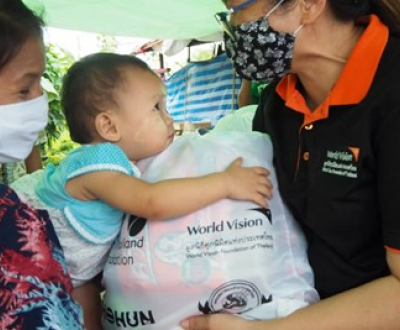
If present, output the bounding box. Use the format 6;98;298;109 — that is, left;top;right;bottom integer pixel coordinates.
62;53;156;144
225;0;400;37
315;0;400;37
368;0;400;37
0;0;44;72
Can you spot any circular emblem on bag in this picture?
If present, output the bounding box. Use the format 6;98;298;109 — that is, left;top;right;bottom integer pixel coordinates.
205;280;267;314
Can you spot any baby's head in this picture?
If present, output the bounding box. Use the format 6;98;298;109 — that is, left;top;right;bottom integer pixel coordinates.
62;52;175;161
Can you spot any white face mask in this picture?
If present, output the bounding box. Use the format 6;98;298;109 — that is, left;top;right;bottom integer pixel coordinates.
0;94;49;163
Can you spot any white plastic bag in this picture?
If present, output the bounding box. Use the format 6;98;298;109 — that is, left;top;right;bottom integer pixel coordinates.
102;131;319;330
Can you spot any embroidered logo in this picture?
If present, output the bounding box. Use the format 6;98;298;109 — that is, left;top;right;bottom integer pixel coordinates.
321;147;360;178
348;147;360;162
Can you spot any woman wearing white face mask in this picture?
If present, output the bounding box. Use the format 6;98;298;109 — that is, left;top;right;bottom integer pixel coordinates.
0;0;84;328
181;0;400;330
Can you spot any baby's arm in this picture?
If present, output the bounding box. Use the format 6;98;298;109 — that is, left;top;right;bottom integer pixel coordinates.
66;157;271;220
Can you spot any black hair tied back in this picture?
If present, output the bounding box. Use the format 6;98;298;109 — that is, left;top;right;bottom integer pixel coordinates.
328;0;370;21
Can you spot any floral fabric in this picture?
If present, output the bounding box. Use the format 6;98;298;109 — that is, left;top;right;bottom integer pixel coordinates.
0;183;84;329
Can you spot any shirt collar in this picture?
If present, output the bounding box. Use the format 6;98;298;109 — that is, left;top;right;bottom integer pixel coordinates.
276;15;389;122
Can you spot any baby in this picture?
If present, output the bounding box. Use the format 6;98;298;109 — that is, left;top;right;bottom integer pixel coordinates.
11;53;271;287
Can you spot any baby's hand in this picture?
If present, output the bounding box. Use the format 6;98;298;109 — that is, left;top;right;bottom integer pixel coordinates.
223;157;272;208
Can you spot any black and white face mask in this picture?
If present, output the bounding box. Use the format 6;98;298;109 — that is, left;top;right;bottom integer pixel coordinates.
225;15;301;83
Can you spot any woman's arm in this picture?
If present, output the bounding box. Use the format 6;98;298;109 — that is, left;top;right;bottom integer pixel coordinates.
24;145;43;173
72;276;104;330
238;79;252;108
181;251;400;330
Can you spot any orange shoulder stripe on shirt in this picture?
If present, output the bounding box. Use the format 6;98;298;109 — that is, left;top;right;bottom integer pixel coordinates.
330;15;388;105
385;246;400;255
276;15;389;125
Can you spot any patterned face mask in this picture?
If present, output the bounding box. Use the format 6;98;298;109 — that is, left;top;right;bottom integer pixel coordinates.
224;15;302;83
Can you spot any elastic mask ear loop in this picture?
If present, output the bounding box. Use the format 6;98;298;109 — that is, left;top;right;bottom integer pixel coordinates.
293;24;303;37
266;0;285;19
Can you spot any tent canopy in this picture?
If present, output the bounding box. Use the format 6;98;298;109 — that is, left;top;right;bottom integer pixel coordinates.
23;0;226;40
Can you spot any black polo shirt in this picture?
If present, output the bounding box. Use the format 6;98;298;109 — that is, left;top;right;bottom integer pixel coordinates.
253;15;400;299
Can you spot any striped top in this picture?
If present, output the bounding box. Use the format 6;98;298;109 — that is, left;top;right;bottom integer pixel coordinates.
166;53;242;127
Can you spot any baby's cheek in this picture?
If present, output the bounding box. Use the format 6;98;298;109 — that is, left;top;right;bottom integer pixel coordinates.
152;117;170;136
133;117;169;150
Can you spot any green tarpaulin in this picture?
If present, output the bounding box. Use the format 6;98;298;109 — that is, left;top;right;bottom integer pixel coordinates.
23;0;226;40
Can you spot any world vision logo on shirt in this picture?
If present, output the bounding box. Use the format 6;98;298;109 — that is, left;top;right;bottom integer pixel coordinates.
321;147;360;178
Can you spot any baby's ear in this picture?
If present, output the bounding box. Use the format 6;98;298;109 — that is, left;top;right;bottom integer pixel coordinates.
95;111;121;142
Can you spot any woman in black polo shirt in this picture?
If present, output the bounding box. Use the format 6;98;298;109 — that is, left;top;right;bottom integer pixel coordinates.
181;0;400;329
